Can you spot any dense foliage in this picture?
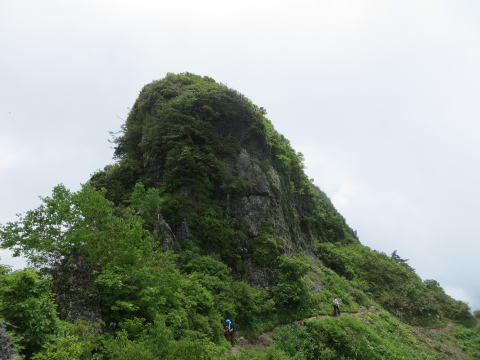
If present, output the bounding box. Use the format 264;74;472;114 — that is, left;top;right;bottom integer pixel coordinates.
0;267;58;357
317;243;474;326
1;73;478;359
91;73;356;268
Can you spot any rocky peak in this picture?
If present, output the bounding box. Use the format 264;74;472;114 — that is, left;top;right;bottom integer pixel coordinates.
91;72;357;284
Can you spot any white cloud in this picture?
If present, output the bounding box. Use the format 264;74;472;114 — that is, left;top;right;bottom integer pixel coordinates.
0;249;27;270
0;136;30;171
444;285;474;307
1;0;480;310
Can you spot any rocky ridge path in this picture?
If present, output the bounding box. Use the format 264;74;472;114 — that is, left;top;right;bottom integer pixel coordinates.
231;306;374;355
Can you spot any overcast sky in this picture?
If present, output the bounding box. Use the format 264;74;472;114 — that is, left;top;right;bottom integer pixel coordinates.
1;0;480;309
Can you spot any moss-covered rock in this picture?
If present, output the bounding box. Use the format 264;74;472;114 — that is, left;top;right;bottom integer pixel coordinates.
91;72;357;285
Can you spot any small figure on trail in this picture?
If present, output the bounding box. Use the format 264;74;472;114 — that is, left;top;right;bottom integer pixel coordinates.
332;298;341;316
224;319;236;345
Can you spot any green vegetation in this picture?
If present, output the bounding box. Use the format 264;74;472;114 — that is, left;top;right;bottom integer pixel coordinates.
317;243;473;326
272;313;426;359
0;267;58;357
1;73;478;359
452;327;480;358
0;184;277;358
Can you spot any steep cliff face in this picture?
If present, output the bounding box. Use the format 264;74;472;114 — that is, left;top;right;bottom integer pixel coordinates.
91;73;356;285
51;251;101;322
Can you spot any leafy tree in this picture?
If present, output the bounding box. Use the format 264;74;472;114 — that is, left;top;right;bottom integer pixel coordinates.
0;184;157;318
0;184;152;271
390;250;413;271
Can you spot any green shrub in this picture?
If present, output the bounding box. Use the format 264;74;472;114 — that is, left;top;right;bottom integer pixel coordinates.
0;269;59;357
102;316;229;360
32;321;101;360
452;326;480;357
251;230;282;266
273;256;311;310
273;313;433;360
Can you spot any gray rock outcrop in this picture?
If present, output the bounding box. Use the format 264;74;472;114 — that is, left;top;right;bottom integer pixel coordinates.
0;321;18;360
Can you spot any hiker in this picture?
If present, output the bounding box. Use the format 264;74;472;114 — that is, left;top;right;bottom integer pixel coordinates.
332;298;341;316
224;319;236;345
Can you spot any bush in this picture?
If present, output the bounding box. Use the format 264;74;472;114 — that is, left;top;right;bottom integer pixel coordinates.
0;269;59;357
32;321;101;360
273;256;311;310
273;313;431;360
102;316;229;360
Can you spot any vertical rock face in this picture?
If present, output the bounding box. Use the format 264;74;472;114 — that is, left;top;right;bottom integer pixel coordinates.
52;251;101;322
223;149;282;237
156;214;180;252
0;322;18;360
91;73;357;286
222;147;305;250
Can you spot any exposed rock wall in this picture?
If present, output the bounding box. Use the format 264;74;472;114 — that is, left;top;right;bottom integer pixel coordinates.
52;251;101;322
223;148;301;250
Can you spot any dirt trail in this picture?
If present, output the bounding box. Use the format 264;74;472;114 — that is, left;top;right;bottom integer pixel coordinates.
231;306;373;355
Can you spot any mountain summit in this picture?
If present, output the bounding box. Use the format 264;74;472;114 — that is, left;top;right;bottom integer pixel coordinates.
91;73;356;285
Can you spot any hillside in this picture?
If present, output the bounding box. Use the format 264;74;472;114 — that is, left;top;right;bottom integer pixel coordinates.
0;73;479;359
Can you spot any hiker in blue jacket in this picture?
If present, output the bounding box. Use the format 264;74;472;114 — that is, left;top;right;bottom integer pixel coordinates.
224;319;236;345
